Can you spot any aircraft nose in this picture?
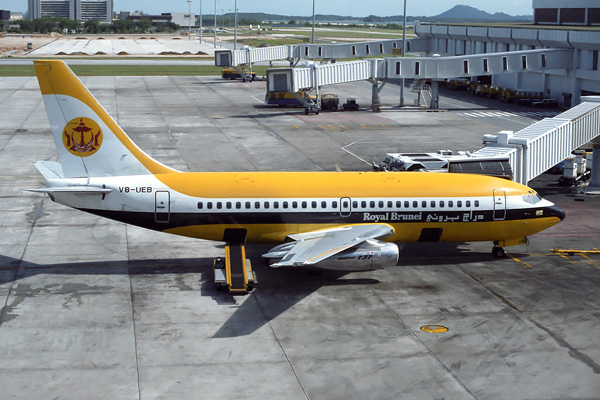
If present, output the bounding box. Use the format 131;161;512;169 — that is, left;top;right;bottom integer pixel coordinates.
548;204;566;221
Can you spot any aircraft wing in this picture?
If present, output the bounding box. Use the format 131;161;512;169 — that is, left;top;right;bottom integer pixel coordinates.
263;223;394;267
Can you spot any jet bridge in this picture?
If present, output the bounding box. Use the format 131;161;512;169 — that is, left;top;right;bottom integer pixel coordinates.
474;101;600;185
265;48;574;111
214;38;429;68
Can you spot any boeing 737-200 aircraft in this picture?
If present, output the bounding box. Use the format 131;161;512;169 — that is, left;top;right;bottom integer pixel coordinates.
29;60;564;290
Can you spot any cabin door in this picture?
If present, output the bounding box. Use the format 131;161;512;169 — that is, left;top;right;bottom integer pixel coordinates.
155;191;170;223
493;189;506;220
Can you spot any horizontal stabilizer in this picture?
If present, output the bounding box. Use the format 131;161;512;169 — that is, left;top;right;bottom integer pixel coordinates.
27;186;112;195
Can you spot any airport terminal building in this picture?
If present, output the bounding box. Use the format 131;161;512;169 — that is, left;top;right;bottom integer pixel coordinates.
415;0;600;108
28;0;113;22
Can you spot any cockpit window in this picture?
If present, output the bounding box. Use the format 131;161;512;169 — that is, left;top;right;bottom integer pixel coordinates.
523;193;543;204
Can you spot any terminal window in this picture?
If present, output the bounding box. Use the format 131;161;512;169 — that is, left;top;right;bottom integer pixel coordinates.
535;8;558;23
590;8;600;24
560;8;585;24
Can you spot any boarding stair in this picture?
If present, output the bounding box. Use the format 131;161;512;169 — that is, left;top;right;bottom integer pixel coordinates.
411;79;432;107
213;229;256;294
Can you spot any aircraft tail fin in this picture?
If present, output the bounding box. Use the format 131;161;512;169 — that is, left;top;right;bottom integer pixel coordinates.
33;60;178;178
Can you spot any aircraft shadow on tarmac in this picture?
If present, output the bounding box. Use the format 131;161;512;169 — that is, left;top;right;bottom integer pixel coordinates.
0;242;510;337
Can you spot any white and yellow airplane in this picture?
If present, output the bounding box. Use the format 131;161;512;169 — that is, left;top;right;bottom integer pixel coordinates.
29;60;564;288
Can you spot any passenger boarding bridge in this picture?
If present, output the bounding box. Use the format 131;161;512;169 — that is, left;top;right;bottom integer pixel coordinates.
264;48;573;111
474;100;600;185
215;37;574;111
214;39;599;190
214;38;429;69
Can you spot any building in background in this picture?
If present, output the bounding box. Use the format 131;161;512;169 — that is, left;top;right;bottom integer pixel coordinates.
122;12;195;28
533;0;600;25
415;18;600;107
28;0;112;22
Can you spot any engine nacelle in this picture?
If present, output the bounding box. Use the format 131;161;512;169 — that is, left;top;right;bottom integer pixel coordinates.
264;239;399;271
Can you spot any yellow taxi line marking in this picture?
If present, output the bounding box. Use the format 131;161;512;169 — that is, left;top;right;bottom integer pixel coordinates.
317;125;325;130
579;254;600;270
506;252;533;269
554;252;580;264
293;125;299;129
550;249;600;255
379;124;386;128
339;125;347;130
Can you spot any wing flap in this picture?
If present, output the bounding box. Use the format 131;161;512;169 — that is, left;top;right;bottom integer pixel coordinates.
265;223;394;268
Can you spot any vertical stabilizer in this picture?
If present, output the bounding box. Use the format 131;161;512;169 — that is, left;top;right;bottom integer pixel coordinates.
34;60;178;178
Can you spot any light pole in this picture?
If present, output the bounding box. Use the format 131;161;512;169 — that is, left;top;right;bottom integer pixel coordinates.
199;0;202;43
234;0;238;50
213;0;217;48
311;0;315;44
399;0;407;106
187;0;192;40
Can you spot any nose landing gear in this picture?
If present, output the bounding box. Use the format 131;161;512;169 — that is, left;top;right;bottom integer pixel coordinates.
492;245;506;258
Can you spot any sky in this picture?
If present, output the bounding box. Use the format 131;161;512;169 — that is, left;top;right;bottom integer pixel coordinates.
1;0;533;18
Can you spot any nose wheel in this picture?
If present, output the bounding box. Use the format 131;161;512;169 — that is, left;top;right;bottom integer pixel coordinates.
492;246;505;258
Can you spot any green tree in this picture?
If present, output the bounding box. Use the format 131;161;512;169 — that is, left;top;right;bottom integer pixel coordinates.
137;17;152;33
84;19;100;34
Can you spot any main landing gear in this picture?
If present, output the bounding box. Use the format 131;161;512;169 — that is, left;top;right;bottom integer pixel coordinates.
492;244;506;258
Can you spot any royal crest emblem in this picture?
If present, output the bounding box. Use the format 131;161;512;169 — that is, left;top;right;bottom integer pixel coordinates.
63;117;102;157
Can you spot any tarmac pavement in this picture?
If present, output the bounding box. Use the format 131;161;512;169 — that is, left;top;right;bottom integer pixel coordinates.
0;74;599;399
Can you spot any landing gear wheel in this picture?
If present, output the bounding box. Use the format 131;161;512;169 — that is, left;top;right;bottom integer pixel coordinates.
492;246;505;258
304;108;309;115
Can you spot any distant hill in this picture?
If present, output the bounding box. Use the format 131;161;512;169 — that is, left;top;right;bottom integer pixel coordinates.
219;6;532;25
431;5;531;22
